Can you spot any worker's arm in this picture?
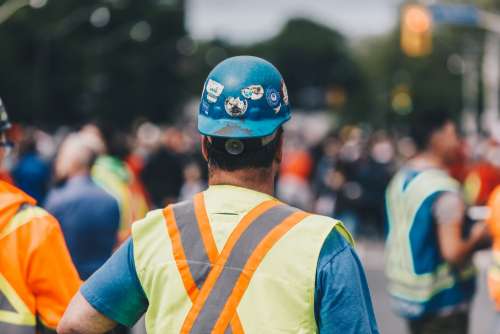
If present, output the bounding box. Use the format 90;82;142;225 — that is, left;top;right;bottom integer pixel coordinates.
27;213;81;331
435;192;488;266
58;239;148;334
315;227;380;334
57;292;116;334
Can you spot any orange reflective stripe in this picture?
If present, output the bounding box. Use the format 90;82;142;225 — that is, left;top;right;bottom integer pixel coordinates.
212;210;309;333
163;205;199;300
180;199;280;333
193;193;218;263
193;193;244;334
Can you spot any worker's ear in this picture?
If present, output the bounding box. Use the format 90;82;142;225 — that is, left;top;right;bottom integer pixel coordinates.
201;136;209;162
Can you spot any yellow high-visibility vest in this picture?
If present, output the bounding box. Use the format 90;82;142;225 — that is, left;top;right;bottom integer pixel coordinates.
132;186;350;333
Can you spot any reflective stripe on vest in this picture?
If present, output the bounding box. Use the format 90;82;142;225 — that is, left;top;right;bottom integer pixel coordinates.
165;200;307;333
164;193;244;334
0;206;50;333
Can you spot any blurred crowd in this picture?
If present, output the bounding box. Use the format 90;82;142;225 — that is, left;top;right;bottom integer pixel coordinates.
4;115;500;258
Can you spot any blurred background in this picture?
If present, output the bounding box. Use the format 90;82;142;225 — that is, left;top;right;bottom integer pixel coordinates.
3;0;500;333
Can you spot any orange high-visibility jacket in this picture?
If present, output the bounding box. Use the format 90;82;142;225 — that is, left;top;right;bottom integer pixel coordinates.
0;180;81;333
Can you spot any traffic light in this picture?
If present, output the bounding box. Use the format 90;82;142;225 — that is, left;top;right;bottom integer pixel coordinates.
401;4;433;57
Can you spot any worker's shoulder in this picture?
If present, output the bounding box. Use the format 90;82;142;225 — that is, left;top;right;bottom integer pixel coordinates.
131;208;166;237
1;204;61;243
13;204;57;228
301;212;354;246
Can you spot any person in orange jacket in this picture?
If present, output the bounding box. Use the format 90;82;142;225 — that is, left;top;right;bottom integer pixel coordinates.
487;186;500;327
0;98;81;332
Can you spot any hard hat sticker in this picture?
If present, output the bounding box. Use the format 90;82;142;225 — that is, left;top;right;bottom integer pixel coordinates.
266;88;281;108
241;85;264;100
206;79;224;103
225;97;248;117
273;104;281;114
281;80;289;106
201;100;210;115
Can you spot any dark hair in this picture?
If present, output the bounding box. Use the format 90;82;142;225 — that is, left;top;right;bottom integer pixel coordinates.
205;129;282;171
409;110;453;150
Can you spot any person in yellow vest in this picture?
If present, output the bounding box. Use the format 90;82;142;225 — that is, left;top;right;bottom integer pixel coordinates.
80;124;149;245
58;56;380;334
0;98;81;333
385;110;489;334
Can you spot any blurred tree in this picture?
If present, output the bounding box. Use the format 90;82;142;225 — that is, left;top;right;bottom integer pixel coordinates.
244;18;372;125
0;0;187;127
357;17;483;129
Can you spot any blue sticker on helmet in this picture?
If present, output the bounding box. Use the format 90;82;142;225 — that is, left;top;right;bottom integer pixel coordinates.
201;100;210;115
266;88;281;108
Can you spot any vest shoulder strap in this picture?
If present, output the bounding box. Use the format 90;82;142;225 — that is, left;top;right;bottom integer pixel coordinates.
0;205;48;240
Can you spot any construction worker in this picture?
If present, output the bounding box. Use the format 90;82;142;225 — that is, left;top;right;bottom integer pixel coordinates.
0;98;81;332
58;56;379;334
385;111;488;334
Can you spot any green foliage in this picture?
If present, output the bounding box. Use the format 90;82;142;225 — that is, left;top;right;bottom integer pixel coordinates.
0;0;186;127
244;19;371;124
357;23;483;129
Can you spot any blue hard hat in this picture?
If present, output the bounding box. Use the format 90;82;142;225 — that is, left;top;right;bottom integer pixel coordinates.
198;56;291;139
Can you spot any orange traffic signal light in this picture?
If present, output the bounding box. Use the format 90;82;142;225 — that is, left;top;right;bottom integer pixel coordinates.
401;4;433;57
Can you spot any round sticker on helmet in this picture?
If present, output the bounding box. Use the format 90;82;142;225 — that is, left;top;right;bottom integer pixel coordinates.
241;85;264;100
266;88;281;108
224;97;248;117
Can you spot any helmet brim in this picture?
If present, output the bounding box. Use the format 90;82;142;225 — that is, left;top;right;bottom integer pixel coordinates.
198;114;290;139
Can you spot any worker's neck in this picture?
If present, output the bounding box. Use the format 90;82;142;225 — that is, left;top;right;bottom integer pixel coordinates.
208;168;276;196
410;150;445;170
68;169;90;180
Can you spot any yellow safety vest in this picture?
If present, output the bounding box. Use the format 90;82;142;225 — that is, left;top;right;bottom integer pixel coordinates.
132;191;346;333
385;169;476;316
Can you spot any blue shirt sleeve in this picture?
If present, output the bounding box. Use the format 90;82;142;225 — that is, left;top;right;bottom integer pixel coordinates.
315;229;380;334
80;238;148;327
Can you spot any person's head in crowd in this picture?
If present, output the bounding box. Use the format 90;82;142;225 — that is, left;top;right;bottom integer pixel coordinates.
17;127;37;157
54;133;96;182
410;109;461;164
79;123;106;156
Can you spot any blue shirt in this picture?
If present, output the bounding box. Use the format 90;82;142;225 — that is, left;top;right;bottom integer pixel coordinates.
81;229;379;333
45;175;120;280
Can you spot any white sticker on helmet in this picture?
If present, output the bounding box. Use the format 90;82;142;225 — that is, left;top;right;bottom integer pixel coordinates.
241;85;264;100
224;97;248;117
273;104;281;114
206;79;224;103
